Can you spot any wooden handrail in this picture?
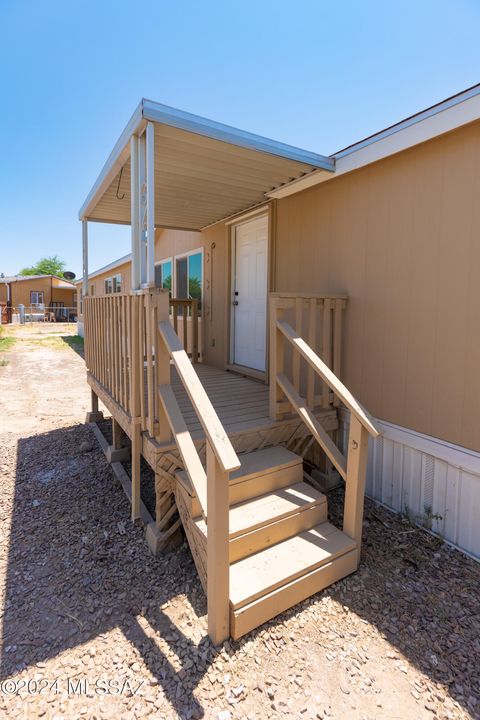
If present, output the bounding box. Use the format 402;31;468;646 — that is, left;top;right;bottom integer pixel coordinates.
277;319;380;438
158;314;235;643
158;320;240;474
277;373;347;479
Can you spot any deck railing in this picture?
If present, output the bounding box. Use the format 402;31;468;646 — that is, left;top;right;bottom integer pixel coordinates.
83;291;200;433
84;289;235;643
269;293;381;559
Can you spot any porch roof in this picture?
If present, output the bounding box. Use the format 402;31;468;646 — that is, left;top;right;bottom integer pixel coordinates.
79;99;334;230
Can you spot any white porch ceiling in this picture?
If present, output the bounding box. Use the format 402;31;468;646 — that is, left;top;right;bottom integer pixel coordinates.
80;99;334;230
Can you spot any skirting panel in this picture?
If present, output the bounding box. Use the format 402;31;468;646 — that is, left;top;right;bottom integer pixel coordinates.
339;411;480;561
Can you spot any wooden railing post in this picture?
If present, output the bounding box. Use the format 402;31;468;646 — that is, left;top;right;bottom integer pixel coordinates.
206;441;230;644
269;295;284;420
155;290;172;444
343;414;369;563
191;299;199;363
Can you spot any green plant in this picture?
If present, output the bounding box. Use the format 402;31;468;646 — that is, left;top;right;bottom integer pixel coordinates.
0;336;15;352
19;254;67;278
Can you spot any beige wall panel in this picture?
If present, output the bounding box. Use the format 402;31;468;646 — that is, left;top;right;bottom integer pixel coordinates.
462;137;480;451
275;120;480;452
90;262;132;297
155;228;202;261
11;277;52;307
429;130;476;445
201;223;228;368
51;288;76;306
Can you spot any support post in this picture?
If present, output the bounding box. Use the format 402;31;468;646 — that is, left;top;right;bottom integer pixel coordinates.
131;421;142;522
343;414;369;563
138;132;147;286
106;418;130;463
85;388;104;423
130;135;141;291
82;220;88;301
206;442;230;645
269;295;284;420
146;121;155;287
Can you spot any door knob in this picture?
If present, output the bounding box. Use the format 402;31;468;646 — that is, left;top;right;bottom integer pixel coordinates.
232;300;239;306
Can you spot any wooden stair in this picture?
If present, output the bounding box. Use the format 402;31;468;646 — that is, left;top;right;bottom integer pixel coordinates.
175;446;357;639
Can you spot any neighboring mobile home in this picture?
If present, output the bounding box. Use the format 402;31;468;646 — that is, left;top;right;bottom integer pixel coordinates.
0;274;77;322
79;84;480;642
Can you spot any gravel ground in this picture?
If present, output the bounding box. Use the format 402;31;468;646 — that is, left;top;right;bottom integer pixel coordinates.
0;324;479;719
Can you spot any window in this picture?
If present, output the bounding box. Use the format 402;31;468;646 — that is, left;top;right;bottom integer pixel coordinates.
113;274;122;293
79;289;83;315
175;251;203;311
30;291;44;305
105;274;122;294
155;259;172;291
90;284;95;296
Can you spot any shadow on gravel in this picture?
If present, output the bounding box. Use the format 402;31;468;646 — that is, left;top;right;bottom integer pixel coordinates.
1;422;215;718
1;422;479;717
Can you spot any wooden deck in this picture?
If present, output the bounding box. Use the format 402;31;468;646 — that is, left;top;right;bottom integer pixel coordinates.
139;363;339;472
170;365;272;435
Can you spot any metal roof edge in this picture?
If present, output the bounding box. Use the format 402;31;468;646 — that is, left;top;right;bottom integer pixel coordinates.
75;253;132;283
78;100;145;220
4;274;76;285
267;83;480;199
142;99;334;170
333;82;480;159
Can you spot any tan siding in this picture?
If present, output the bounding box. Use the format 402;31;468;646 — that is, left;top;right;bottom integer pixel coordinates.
275;120;480;452
51;287;76;307
11;277;52;307
155;228;202;261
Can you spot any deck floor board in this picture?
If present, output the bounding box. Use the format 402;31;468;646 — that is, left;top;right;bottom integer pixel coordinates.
169;365;272;433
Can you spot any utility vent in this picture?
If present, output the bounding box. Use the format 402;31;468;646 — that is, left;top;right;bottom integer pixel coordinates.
422;454;435;515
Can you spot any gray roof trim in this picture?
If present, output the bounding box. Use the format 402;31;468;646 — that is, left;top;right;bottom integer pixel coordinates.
333;82;480;159
79;101;145;220
78;99;334;220
75;253;132;284
142;99;334;170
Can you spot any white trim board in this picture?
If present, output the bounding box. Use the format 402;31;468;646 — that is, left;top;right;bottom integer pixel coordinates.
338;412;480;562
268;84;480;199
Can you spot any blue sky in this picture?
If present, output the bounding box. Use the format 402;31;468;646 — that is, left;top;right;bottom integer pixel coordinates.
0;0;479;277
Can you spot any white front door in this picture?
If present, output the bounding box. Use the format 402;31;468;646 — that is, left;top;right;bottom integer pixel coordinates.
232;215;268;372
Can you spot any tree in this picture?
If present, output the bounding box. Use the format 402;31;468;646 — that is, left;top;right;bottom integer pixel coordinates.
19;255;66;278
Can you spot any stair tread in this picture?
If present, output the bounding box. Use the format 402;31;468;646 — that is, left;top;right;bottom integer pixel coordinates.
230;522;356;609
176;446;302;498
194;481;326;539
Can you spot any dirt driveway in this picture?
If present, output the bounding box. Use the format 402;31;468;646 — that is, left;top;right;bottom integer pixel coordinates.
0;323;478;720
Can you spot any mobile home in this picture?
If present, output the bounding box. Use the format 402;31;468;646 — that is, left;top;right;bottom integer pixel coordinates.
79;84;480;642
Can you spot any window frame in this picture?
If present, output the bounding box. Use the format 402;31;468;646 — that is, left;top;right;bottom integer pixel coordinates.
113;273;122;293
154;257;173;292
30;291;44;305
172;248;204;314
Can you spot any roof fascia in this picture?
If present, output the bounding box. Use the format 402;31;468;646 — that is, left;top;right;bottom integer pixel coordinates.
267;84;480;199
142;99;334;170
78;101;145;220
